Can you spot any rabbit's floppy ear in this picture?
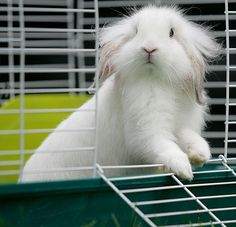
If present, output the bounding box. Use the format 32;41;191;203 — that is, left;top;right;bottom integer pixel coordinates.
182;22;222;104
99;19;132;83
189;48;207;105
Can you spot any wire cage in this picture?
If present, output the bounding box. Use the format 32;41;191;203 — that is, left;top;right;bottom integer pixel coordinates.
0;0;236;227
0;0;99;183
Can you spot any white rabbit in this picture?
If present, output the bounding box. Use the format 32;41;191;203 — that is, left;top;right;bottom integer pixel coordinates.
20;6;221;182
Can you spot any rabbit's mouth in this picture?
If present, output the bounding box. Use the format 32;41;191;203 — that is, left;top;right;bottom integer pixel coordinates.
144;56;156;66
143;47;157;65
146;59;154;64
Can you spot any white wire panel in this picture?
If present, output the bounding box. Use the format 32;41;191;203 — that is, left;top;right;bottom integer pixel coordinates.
97;157;236;227
224;0;236;157
0;0;100;183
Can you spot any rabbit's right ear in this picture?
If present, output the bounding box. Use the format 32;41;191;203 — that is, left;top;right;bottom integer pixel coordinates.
99;19;132;83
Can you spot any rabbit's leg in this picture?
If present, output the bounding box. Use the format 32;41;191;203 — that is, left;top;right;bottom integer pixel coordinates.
177;129;211;167
152;139;193;180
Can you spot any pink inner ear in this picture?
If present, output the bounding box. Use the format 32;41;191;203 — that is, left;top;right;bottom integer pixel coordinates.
100;64;114;82
99;39;124;82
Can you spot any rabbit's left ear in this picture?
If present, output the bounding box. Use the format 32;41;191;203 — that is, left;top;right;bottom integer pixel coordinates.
190;49;207;105
99;19;132;83
182;22;222;105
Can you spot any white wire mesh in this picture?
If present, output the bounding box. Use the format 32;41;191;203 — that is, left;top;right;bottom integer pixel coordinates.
0;0;99;181
97;157;236;227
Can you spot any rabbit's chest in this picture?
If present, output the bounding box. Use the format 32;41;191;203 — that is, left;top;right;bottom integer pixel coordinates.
122;82;178;124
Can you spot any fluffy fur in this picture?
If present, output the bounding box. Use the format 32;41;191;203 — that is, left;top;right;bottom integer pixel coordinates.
20;6;221;182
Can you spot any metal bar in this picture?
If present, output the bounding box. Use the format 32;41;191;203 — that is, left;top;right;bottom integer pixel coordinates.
208;158;236;163
186;181;236;188
120;180;236;194
121;185;183;194
7;0;15;99
18;0;25;182
147;207;236;218
0;170;20;176
172;175;226;227
67;0;76;93
0;15;67;23
96;164;157;227
77;0;86;90
0;108;95;114
0;27;96;33
135;194;236;206
0;0;68;6
192;169;231;174
0;128;96;135
101;163;164;169
109;173;173;182
0;48;96;53
0;32;94;39
0;166;94;176
228;121;236;124
0;80;92;90
87;0;236;7
227;139;236;143
167;220;236;227
0;161;21;166
93;0;100;177
0;147;95;156
146;209;208;218
0;38;21;42
0;88;95;93
0;68;96;73
0;7;96;13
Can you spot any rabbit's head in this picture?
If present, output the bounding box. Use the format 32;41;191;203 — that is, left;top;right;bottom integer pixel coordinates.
99;6;221;104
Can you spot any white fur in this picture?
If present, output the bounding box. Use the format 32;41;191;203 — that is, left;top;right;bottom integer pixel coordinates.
20;6;221;182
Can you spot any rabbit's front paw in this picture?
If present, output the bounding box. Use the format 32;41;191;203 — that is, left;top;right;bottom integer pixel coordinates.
178;130;211;167
164;152;193;181
186;139;211;167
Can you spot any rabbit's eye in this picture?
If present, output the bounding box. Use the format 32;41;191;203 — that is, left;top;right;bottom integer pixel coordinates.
169;28;174;38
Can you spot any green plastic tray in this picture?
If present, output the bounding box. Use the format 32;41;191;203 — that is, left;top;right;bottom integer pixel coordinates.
0;163;235;227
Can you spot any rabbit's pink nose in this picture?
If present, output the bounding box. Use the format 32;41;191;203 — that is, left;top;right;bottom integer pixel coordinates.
143;48;157;54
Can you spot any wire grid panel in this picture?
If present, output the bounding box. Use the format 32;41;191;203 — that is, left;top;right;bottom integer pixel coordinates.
0;0;100;183
224;0;236;156
97;158;236;227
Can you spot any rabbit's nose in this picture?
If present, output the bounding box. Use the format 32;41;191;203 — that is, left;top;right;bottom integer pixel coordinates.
143;48;157;54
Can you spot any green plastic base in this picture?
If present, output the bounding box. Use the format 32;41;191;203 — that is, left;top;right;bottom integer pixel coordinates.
0;163;235;227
